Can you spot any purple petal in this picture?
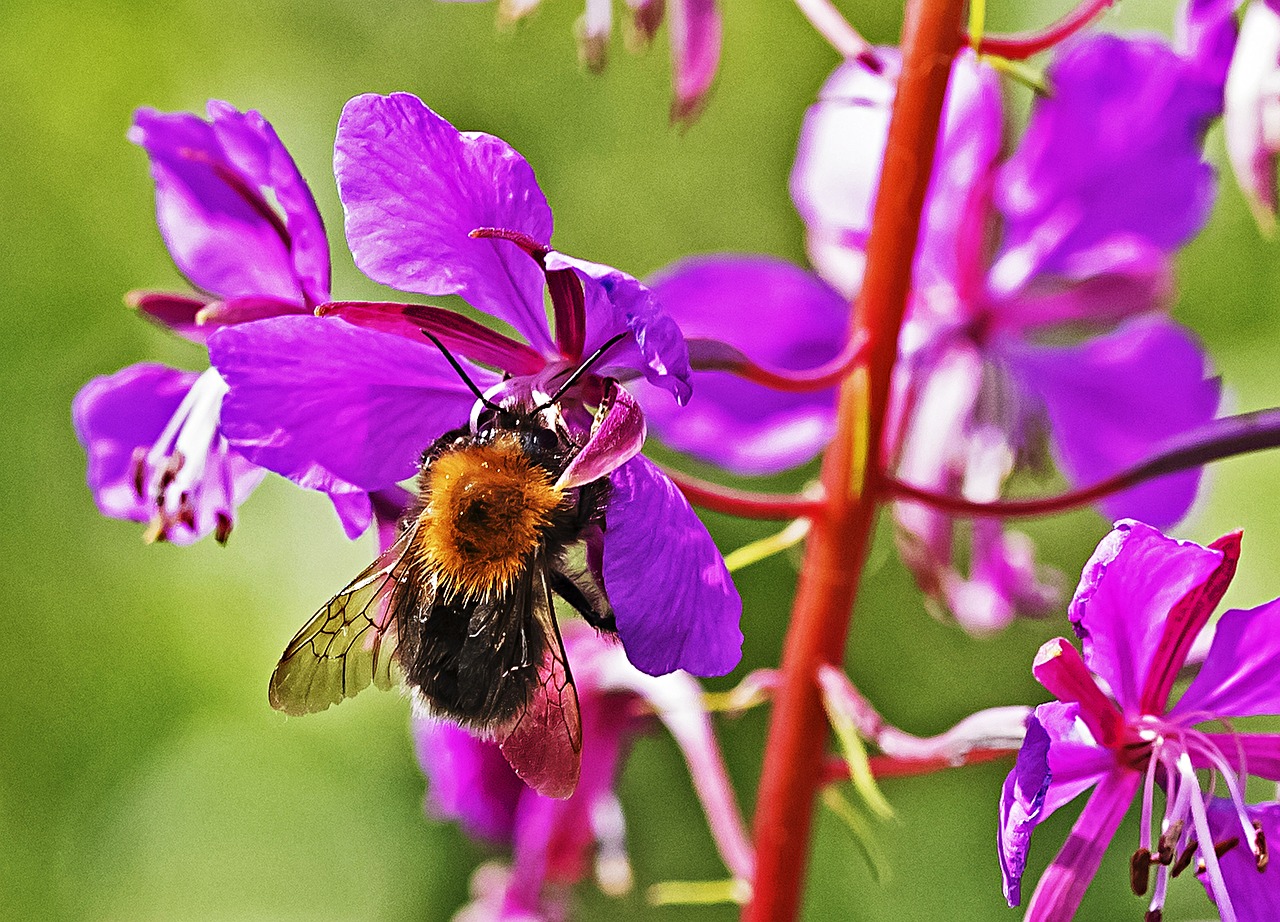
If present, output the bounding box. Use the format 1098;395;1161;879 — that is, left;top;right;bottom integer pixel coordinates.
602;455;742;676
1204;800;1280;922
1036;701;1119;822
986;239;1173;336
1023;768;1140;922
638;255;844;475
557;380;646;490
1225;2;1280;230
1002;316;1221;526
334;93;555;354
72;364;264;545
1066;521;1224;715
668;0;722;124
130;102;328;304
1172;598;1280;720
209;315;489;491
1178;0;1242;89
204;101;331;305
1141;530;1241;715
326;488;373;541
1201;733;1280;781
999;713;1052;906
73;364;198;525
415;717;524;843
543;251;691;403
993;34;1220;290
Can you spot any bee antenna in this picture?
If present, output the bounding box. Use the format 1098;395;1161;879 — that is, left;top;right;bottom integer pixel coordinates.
422;331;502;412
536;332;631;411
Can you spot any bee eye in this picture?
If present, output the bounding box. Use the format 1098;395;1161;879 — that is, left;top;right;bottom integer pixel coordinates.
527;427;559;454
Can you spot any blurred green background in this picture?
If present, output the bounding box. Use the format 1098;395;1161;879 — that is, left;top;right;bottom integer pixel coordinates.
5;0;1280;919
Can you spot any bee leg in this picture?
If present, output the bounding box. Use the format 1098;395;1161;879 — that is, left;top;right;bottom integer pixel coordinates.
549;569;617;633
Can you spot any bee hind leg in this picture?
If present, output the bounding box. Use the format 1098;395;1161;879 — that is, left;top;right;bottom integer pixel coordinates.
549;568;617;633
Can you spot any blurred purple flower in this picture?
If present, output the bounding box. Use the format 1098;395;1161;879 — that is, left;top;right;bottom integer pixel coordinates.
998;520;1280;922
210;93;740;678
441;0;720;123
415;624;752;921
72;101;374;544
643;35;1222;633
1221;0;1280;230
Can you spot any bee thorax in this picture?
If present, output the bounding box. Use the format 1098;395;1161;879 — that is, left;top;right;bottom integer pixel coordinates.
417;437;564;597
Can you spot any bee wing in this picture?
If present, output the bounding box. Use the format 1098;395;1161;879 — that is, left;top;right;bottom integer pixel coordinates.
497;568;583;799
268;523;419;716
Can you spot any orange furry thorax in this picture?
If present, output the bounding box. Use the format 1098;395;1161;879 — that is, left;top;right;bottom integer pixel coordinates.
413;436;565;598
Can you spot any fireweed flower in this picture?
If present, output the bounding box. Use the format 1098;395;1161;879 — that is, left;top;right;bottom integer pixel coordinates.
998;520;1280;921
416;623;752;921
640;35;1223;633
71;101;376;544
209;92;741;680
439;0;721;123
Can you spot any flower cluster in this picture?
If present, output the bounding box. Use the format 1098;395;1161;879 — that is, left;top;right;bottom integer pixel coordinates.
638;32;1225;633
75;92;742;816
70;5;1280;922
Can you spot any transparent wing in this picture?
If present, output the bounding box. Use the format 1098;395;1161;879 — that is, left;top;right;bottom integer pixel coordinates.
268;523;419;716
497;567;583;799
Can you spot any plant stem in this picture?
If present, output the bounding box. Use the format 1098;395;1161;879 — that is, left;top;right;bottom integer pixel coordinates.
743;0;965;919
969;0;1114;60
881;407;1280;519
665;467;823;520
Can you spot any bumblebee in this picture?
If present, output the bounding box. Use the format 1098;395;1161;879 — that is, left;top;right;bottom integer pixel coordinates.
269;335;628;798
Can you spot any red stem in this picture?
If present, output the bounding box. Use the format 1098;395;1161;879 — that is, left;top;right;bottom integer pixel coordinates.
687;330;868;393
743;1;965;919
821;749;1013;784
968;0;1114;60
664;467;822;521
880;407;1280;518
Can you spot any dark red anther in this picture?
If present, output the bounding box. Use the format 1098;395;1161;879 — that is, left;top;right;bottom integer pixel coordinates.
1130;848;1153;896
157;451;186;499
1144;909;1163;922
1215;837;1241;859
176;493;197;531
1255;821;1268;872
1171;840;1198;877
131;448;148;499
1157;821;1183;865
214;512;233;545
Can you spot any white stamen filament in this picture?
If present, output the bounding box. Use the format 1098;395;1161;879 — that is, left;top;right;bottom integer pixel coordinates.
141;368;229;536
1185;727;1260;856
1181;752;1237;922
591;792;633;896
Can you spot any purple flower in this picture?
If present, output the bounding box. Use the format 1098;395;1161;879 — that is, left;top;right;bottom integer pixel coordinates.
440;0;721;123
642;36;1222;633
415;624;752;920
72;101;375;544
998;520;1280;922
210;93;740;680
